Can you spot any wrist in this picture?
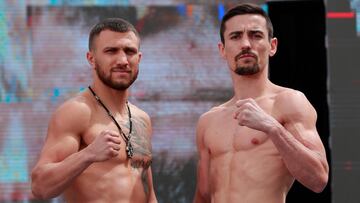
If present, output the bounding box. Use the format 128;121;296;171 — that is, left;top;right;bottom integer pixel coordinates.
81;147;97;164
266;121;282;136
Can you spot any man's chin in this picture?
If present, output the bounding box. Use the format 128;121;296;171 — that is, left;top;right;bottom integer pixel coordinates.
234;66;259;75
113;83;131;90
102;81;129;90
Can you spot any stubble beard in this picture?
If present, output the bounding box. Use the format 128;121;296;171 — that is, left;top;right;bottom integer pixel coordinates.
234;63;260;75
95;62;138;91
234;51;260;75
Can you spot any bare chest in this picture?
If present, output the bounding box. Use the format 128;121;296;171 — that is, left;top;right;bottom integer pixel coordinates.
82;113;153;169
205;104;281;156
205;121;270;157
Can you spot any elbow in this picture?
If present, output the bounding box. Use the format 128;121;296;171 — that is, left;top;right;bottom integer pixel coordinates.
299;163;329;193
308;158;330;193
31;186;46;200
31;169;55;199
312;172;328;193
32;182;54;200
31;170;46;199
312;181;327;193
310;164;329;193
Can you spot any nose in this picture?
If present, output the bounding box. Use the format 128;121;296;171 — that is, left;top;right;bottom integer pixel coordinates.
115;51;129;67
240;36;251;50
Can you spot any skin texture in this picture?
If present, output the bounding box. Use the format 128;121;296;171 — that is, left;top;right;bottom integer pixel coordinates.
193;14;329;203
31;30;158;203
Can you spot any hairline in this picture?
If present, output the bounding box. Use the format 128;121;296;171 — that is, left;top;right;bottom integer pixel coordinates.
88;18;140;51
220;4;274;45
89;29;141;51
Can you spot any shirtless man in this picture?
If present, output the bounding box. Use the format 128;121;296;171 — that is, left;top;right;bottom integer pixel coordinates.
193;3;329;203
31;18;157;203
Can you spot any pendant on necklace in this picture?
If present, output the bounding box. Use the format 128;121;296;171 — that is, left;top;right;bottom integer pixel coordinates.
126;142;134;158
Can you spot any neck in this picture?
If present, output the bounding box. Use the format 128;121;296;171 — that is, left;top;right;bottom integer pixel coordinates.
230;69;269;102
89;82;128;114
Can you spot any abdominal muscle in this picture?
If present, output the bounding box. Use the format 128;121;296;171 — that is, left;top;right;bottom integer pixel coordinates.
64;160;147;203
209;144;294;203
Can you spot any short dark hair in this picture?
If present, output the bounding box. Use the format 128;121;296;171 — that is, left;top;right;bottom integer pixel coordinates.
88;18;140;50
220;3;273;44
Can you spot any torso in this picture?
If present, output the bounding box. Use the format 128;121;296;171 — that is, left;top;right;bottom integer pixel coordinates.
203;89;294;203
64;92;152;203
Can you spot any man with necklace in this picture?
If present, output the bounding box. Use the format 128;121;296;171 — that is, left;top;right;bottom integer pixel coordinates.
31;18;157;203
193;3;329;203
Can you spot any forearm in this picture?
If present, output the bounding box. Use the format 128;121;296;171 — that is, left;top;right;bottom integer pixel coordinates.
31;149;94;199
268;124;328;192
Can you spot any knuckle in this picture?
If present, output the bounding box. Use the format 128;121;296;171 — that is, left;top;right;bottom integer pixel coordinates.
243;109;249;115
243;103;251;108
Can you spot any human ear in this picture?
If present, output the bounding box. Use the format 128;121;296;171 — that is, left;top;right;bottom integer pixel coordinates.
137;51;142;63
86;51;95;69
218;42;226;59
269;37;278;57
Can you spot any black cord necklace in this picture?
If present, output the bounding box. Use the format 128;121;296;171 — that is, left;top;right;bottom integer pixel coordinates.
88;86;134;158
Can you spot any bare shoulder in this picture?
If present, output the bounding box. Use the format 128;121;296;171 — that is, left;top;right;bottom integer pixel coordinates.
55;92;92;115
274;88;317;121
129;103;151;123
50;91;93;134
199;105;221;123
128;102;152;136
37;91;94;164
197;104;227;133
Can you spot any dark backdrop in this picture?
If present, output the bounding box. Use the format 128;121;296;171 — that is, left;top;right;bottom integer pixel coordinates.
268;1;331;203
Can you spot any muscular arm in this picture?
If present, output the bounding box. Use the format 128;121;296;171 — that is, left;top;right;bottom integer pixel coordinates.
31;99;121;199
193;115;211;203
270;91;328;192
235;91;329;193
31;139;93;199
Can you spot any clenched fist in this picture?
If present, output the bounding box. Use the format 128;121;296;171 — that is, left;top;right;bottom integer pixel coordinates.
85;130;122;162
233;98;277;133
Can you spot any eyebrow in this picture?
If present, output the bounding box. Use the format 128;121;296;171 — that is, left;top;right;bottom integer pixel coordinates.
102;45;138;52
228;31;243;36
228;29;265;36
249;30;265;35
103;46;118;51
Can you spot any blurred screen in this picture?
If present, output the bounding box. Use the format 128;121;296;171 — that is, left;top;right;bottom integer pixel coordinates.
0;1;235;202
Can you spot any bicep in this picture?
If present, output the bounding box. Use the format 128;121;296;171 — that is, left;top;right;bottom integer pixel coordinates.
38;133;80;165
282;96;326;155
285;122;324;150
36;109;82;165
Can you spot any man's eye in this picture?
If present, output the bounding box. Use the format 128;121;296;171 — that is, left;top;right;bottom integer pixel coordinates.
106;49;116;53
126;49;137;55
230;35;240;40
251;32;263;39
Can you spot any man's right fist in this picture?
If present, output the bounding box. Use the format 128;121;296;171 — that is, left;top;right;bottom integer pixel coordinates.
85;130;122;162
